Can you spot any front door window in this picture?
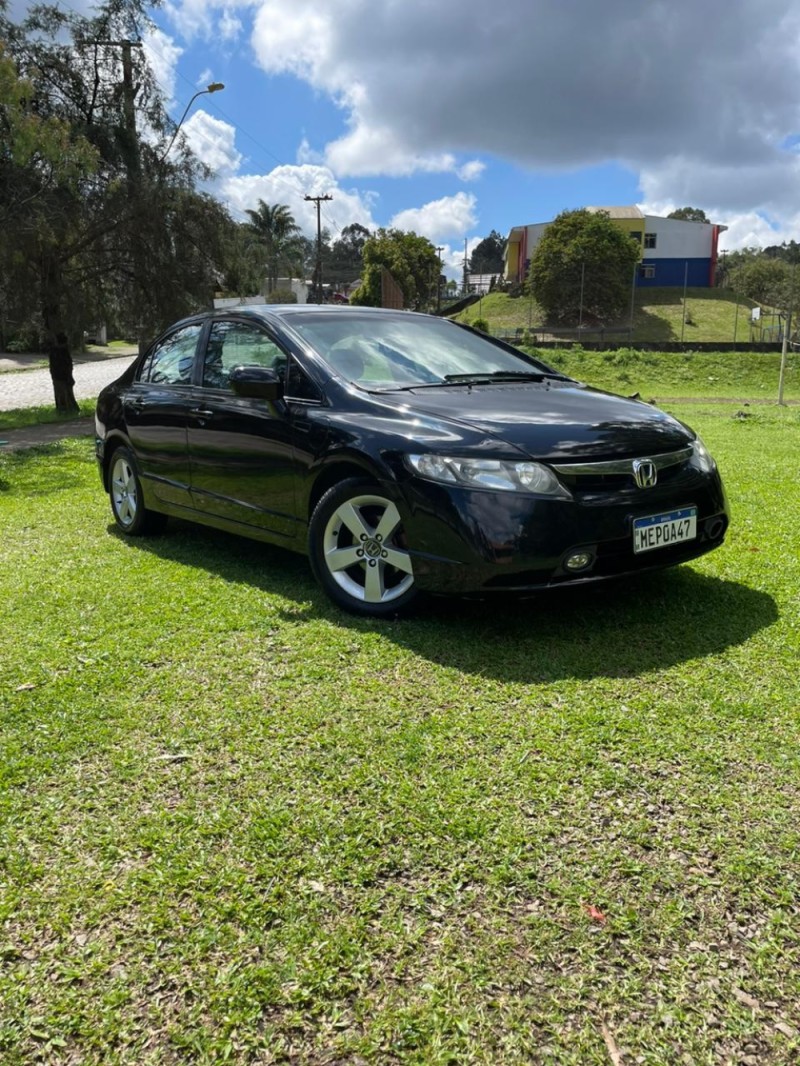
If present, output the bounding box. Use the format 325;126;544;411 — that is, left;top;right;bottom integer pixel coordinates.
203;321;286;389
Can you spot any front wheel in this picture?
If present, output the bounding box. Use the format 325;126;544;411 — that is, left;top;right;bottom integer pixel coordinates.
308;478;417;617
109;446;167;536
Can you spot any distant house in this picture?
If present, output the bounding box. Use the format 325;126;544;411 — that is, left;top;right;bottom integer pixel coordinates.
213;277;309;309
505;207;727;289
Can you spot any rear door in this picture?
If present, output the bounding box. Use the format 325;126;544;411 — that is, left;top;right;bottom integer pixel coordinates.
123;321;203;508
187;318;299;539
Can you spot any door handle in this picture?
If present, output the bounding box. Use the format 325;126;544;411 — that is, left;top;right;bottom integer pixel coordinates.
190;407;214;419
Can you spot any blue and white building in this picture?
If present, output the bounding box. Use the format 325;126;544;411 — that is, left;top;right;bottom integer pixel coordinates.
505;207;727;289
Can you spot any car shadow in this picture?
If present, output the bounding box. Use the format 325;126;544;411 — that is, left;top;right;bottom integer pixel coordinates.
116;522;778;684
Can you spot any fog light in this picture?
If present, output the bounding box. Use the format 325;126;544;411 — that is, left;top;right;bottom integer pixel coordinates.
565;551;593;572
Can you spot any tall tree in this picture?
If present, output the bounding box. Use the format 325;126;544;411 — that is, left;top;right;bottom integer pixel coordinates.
667;207;710;223
244;201;304;293
727;257;794;308
350;229;440;310
1;0;242;406
528;209;641;324
327;223;370;289
468;230;506;274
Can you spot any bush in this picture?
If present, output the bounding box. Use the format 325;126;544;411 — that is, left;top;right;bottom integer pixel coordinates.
266;288;297;304
472;317;490;333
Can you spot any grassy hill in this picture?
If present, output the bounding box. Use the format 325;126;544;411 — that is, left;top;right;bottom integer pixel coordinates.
541;348;798;401
454;287;766;345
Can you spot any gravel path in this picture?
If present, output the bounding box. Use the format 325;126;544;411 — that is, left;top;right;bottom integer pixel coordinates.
0;355;134;412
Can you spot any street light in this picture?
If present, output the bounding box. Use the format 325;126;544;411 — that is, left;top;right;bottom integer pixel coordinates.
161;82;225;161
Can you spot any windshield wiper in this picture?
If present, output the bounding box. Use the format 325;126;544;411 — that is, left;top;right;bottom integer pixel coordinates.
443;371;548;383
368;370;568;393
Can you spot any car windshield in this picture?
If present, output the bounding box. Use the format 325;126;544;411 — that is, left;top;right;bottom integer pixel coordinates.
287;312;559;389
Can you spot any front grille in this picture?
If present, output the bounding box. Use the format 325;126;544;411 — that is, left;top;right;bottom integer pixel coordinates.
552;446;694;495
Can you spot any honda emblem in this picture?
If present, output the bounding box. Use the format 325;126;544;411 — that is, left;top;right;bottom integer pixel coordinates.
633;458;658;488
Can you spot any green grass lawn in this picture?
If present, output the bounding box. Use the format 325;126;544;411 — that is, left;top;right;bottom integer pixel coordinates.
0;401;95;433
541;349;799;401
1;403;799;1063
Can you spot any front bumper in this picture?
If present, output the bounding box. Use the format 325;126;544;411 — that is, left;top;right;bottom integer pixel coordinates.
398;465;729;595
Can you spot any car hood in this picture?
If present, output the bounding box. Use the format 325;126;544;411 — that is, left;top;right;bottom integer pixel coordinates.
389;380;693;460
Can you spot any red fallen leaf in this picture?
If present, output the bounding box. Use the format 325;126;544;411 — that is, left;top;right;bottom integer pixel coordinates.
584;904;607;923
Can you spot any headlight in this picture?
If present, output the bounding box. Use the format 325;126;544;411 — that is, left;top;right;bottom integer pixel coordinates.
405;454;570;497
692;436;717;473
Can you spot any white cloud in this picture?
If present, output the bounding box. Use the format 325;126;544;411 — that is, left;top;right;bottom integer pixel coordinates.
182;110;242;173
242;0;800;221
458;160;485;182
296;138;324;166
716;212;793;251
324;123;461;179
219;9;243;40
389;193;478;241
158;0;800;242
142;27;183;104
220;164;376;235
163;0;216;40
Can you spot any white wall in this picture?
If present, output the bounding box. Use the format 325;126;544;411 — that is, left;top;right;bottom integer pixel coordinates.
643;217;714;259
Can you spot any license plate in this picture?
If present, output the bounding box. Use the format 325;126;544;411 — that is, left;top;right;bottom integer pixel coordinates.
633;507;697;554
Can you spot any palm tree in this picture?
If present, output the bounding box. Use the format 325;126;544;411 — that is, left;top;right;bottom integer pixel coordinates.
244;201;304;294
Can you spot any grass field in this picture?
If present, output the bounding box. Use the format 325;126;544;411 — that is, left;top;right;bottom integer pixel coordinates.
541;349;798;402
0;401;95;433
1;398;799;1063
457;289;765;345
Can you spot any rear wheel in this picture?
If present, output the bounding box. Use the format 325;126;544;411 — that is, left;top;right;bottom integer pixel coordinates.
309;478;417;617
109;447;167;535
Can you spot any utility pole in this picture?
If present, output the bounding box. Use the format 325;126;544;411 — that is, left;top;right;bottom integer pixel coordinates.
304;194;333;303
96;40;143;176
96;40;146;350
462;238;468;297
778;260;796;406
436;246;444;312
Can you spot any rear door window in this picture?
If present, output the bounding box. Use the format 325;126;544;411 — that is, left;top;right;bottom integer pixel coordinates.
139;323;202;385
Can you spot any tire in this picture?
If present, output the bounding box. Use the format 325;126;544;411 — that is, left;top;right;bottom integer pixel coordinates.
309;478;417;617
108;446;167;536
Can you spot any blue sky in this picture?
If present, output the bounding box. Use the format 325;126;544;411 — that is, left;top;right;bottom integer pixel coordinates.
16;0;800;277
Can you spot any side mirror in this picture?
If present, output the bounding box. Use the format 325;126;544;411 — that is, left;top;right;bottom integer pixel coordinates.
229;365;284;401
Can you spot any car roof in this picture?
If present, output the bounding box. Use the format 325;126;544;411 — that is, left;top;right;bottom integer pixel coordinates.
229;304;426;320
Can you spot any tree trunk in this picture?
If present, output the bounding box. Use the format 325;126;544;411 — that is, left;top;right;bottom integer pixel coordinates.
48;333;79;414
41;255;79;414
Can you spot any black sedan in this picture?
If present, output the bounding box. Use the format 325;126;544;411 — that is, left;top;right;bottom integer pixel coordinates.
95;306;729;617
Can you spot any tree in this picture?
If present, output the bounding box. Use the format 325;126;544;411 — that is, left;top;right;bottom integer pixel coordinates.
245;201;304;293
468;230;506;275
0;41;99;408
762;240;800;264
350;229;440;309
528;209;641;325
327;223;370;288
667;206;710;223
1;0;245;407
727;257;794;308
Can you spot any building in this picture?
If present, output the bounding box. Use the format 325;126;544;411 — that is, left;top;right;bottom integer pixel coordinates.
504;207;727;289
